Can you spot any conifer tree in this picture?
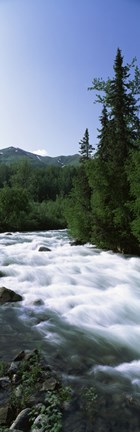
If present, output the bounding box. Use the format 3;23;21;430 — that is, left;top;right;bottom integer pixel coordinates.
65;49;140;253
97;105;111;161
79;128;94;162
88;48;140;252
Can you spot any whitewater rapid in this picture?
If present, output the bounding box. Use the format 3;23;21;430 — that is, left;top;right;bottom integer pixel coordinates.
0;229;140;393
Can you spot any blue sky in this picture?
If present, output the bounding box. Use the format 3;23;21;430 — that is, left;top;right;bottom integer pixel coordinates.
0;0;140;156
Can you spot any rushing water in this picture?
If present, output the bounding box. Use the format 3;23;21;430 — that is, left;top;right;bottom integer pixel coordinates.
1;229;140;429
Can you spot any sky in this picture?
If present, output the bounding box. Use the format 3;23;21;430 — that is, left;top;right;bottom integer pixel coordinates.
0;0;140;157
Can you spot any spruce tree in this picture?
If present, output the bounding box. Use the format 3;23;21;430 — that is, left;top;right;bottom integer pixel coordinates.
97;105;111;161
79;128;94;162
88;48;140;252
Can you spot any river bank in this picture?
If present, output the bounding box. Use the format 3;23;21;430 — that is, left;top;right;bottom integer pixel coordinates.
0;229;140;430
1;347;140;432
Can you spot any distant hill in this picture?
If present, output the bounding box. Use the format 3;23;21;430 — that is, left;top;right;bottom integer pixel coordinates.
0;147;80;167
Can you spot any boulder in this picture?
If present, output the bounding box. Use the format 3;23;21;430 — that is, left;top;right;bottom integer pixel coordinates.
0;376;11;389
33;299;44;306
41;376;59;392
38;246;51;252
70;240;83;246
0;405;11;426
0;287;22;304
10;408;31;431
8;362;18;377
31;411;48;432
13;351;25;362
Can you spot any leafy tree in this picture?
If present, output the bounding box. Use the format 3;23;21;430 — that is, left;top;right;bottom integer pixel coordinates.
0;164;12;188
0;185;30;231
11;159;33;190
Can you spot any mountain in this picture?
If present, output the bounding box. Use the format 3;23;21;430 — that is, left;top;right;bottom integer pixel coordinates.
0;147;80;167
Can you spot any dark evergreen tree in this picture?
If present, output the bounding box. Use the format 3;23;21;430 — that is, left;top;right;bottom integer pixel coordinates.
87;49;140;253
79;128;94;162
65;130;93;242
126;150;140;244
64;165;92;243
97;105;111;161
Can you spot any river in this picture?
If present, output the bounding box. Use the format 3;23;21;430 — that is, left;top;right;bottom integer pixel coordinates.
0;229;140;430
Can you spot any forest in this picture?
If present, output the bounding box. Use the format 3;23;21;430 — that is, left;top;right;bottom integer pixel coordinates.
65;49;140;255
0;49;140;255
0;161;77;232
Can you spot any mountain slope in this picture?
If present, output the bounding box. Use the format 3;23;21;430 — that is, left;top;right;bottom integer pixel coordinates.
0;147;80;167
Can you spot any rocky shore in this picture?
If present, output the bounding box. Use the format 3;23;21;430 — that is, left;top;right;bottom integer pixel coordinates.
0;348;74;432
1;287;140;431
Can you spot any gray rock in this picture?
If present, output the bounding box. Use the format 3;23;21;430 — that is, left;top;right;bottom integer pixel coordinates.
23;348;39;362
0;376;10;389
0;287;22;304
1;430;22;432
31;411;47;432
41;376;58;391
10;408;31;431
8;362;18;376
33;299;44;306
0;405;10;425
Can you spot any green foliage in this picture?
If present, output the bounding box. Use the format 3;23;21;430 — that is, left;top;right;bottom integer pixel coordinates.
30;396;62;432
0;164;12;188
11;159;33;190
79;128;94;162
0;161;77;232
0;360;7;377
65;165;92;243
59;385;72;403
10;351;41;412
30;385;72;432
26;197;66;231
80;385;98;427
126;150;140;243
0;428;9;432
0;185;30;231
65;49;140;254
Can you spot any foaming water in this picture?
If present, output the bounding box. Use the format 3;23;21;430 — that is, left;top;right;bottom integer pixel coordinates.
0;230;140;394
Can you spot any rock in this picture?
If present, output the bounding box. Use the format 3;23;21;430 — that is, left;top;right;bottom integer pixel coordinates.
0;405;11;425
38;246;51;252
41;377;59;392
8;362;18;376
14;351;25;362
70;240;83;246
23;349;39;362
33;299;44;306
31;409;48;432
0;271;6;277
10;408;31;431
0;287;23;304
0;376;11;389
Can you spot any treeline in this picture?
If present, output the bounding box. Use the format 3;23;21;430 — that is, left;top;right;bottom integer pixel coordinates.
0;161;78;232
1;48;140;255
65;49;140;254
